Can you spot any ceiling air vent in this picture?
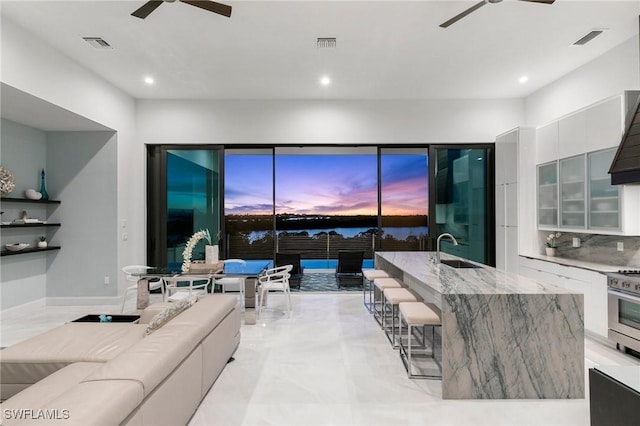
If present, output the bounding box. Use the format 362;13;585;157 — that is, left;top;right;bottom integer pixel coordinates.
317;37;336;48
571;29;606;46
82;37;113;49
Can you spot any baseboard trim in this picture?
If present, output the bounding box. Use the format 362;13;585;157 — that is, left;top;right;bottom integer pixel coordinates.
0;298;46;320
585;329;615;348
45;296;122;306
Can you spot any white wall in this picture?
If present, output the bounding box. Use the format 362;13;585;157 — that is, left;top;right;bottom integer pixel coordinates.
1;17;140;305
525;36;640;127
137;99;524;145
0;119;48;309
46;131;118;299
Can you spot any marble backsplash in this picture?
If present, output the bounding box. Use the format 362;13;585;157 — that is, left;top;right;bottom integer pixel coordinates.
538;232;640;267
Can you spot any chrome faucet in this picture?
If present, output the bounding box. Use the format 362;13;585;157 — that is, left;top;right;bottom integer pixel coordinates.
436;233;459;264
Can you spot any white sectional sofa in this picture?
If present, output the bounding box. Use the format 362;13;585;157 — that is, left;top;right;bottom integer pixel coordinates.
0;294;241;425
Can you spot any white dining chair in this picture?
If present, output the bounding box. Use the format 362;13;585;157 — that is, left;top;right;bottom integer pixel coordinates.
121;265;163;313
214;259;246;298
163;275;211;302
257;265;293;318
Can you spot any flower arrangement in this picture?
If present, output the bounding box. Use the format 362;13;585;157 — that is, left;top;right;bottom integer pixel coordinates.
181;229;212;273
546;232;561;248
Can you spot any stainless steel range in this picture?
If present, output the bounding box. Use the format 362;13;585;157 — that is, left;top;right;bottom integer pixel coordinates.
608;269;640;354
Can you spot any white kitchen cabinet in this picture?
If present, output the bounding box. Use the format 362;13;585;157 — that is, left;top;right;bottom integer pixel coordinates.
558;111;587;159
536;121;558;164
586;96;625;154
518;256;608;338
559;155;586;229
505;183;518;227
588;148;620;230
496;128;532;272
495;225;506;271
537;161;558;228
537;147;640;235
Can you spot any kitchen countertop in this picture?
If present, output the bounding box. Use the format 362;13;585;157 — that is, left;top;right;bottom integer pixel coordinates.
520;253;619;274
374;251;584;400
377;251;576;295
594;365;640;393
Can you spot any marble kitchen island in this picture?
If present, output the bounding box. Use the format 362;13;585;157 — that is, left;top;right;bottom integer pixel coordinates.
376;251;584;400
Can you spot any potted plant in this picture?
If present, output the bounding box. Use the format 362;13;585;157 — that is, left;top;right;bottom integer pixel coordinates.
37;236;47;248
545;232;561;256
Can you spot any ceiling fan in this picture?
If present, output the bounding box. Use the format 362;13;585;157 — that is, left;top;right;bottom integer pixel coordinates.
440;0;554;28
131;0;232;20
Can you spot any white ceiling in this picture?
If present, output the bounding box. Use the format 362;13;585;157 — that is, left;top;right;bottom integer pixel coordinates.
1;0;639;101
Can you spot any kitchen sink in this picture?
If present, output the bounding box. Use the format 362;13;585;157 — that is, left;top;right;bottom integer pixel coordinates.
440;259;482;269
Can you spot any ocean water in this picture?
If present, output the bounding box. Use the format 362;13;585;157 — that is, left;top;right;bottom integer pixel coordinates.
243;226;428;241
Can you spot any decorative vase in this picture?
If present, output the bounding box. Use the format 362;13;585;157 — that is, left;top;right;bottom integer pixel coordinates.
39;169;49;200
545;247;556;256
205;245;219;264
38;241;47;248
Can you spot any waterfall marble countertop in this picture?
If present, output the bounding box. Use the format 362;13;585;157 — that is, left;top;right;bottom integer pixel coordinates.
375;250;585;399
376;251;578;295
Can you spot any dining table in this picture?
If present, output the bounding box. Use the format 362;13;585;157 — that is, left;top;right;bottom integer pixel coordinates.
130;260;272;325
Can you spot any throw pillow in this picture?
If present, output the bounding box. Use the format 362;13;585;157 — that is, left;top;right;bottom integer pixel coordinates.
144;296;197;335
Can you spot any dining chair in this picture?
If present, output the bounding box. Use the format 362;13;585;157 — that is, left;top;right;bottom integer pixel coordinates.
257;265;293;318
121;265;163;313
163;275;211;302
214;259;246;297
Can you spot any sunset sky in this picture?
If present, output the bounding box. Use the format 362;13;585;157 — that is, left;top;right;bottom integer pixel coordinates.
224;153;428;216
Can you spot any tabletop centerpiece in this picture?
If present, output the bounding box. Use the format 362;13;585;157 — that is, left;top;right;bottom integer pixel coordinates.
181;229;212;273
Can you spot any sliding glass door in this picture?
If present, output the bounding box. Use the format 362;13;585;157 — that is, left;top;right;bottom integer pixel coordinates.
148;144;494;268
380;148;429;251
224;149;274;259
147;145;222;267
430;145;494;265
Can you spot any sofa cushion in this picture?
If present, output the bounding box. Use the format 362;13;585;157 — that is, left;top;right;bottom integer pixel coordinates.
0;323;146;400
144;297;197;335
2;380;145;426
83;295;237;396
1;362;102;408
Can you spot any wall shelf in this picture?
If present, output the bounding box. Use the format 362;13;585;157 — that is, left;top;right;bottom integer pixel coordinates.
0;197;61;204
1;223;61;229
1;246;61;257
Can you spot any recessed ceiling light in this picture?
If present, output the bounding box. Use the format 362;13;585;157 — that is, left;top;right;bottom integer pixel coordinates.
519;76;529;84
143;76;155;85
320;76;331;86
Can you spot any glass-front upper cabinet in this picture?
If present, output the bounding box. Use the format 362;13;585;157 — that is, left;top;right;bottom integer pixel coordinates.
559;155;586;229
588;148;620;230
537;161;558;227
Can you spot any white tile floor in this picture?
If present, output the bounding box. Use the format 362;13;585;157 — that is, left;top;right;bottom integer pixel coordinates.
2;293;640;425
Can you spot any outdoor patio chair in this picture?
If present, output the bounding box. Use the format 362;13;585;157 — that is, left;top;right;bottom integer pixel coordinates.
335;250;364;287
275;252;303;288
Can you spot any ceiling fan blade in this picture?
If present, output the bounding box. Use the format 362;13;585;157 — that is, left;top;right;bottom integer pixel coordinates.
180;0;232;18
131;1;164;19
440;1;487;29
518;0;555;4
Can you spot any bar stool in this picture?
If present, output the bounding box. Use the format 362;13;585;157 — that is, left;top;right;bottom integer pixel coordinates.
398;302;442;379
362;269;390;312
372;277;403;327
382;287;422;348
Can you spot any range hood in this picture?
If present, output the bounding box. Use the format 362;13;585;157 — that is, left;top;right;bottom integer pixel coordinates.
609;94;640;185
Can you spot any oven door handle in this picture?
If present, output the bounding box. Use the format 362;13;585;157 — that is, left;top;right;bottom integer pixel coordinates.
608;289;640;303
